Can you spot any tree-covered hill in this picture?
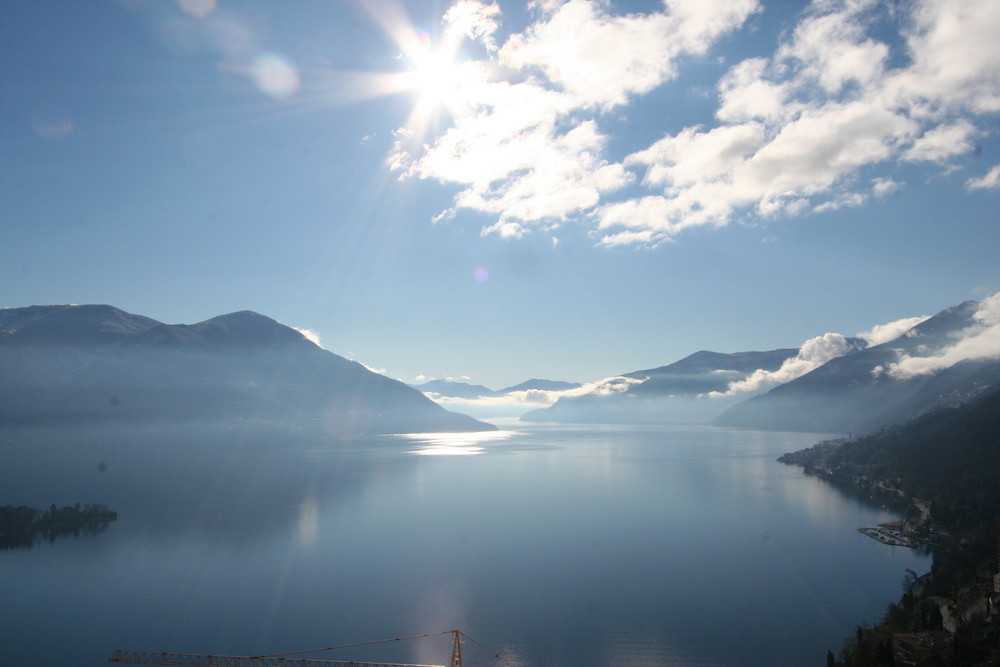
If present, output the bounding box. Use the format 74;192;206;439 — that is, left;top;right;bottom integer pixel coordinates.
783;387;1000;533
780;388;1000;665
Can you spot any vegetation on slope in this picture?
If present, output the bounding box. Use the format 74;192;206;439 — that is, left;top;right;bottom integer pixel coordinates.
780;388;1000;665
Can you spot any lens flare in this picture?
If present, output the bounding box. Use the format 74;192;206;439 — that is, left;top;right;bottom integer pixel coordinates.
178;0;216;19
31;107;74;140
251;53;299;99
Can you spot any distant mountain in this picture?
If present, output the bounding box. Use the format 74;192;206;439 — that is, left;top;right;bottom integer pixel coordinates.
521;348;799;423
622;349;801;395
498;379;582;393
410;379;500;399
0;305;494;435
412;378;582;399
715;300;1000;434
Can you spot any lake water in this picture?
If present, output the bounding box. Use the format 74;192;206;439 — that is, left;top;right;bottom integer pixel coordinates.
0;422;929;666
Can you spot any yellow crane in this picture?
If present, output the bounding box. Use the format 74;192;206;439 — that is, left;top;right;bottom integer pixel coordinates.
109;630;473;667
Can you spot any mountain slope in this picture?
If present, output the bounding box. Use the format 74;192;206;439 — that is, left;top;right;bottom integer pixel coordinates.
779;386;1000;530
715;301;1000;433
521;348;799;423
0;305;493;434
411;379;500;399
499;379;582;394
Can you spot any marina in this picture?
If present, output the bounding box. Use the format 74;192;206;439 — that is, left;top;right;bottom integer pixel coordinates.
858;524;919;548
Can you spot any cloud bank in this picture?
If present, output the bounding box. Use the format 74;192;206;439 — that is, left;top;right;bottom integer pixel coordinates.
389;0;1000;245
856;315;930;347
709;314;934;397
883;291;1000;379
423;374;643;416
293;327;323;348
710;332;853;396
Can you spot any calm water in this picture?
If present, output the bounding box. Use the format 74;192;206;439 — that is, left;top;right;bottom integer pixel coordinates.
0;422;929;666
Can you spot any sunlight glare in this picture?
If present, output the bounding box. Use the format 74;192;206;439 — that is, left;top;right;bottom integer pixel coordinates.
398;33;465;110
397;430;515;456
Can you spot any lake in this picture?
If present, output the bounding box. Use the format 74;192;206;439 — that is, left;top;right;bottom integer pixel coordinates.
0;421;929;666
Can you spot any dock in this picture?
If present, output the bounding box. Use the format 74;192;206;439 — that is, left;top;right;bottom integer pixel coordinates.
857;525;918;548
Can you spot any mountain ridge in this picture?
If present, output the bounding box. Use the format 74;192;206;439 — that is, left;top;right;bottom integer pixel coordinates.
521;347;800;423
0;305;494;435
714;299;1000;433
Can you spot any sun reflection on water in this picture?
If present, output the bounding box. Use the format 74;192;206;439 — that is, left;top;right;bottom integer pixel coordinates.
396;430;516;456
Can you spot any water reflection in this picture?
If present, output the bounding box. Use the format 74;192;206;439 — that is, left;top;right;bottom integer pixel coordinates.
0;424;931;667
395;430;517;456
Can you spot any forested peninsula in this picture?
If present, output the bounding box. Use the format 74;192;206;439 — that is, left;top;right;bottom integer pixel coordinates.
0;503;118;549
780;388;1000;665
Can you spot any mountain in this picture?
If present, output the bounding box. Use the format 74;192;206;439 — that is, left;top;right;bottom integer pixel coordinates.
521;348;799;423
779;385;1000;532
715;301;1000;433
498;379;582;393
0;305;494;435
410;379;500;399
411;378;582;399
778;387;1000;664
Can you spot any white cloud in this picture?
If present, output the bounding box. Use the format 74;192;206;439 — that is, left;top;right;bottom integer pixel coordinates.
773;0;889;96
359;362;390;377
422;374;643;417
885;291;1000;379
389;0;758;233
386;0;1000;246
293;327;323;348
871;177;900;196
966;165;1000;191
711;332;852;396
716;58;794;124
885;0;1000;116
856;315;930;347
499;0;760;110
902;120;978;162
700;312;936;396
444;1;502;52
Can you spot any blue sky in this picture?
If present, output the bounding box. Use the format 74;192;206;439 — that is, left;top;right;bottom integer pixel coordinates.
2;0;998;390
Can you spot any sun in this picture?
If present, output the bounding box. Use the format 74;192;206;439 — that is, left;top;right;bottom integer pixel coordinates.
355;0;490;138
398;35;469;115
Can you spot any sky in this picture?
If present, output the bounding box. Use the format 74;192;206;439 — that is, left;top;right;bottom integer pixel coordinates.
2;0;998;390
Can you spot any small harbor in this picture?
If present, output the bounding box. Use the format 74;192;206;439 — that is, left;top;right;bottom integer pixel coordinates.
858;523;919;548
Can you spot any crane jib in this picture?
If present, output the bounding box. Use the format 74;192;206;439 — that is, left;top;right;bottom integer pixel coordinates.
108;629;479;667
108;650;446;667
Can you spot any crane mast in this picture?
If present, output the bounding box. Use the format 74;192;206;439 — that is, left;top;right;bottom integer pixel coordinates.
449;630;463;667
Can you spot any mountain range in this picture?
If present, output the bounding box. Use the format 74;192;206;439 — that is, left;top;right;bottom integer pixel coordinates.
520;348;802;424
410;378;581;399
4;296;997;437
0;305;493;435
520;297;1000;434
715;300;1000;433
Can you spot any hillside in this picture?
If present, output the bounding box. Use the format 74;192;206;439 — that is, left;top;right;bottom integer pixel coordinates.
0;305;494;435
716;301;1000;434
521;348;798;423
779;389;1000;664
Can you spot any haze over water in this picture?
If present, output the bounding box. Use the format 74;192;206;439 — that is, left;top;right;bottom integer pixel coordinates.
0;423;928;666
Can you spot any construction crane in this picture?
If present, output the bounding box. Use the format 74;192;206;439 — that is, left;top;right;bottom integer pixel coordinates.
109;630;477;667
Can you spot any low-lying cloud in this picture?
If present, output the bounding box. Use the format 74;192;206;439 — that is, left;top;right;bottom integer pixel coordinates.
856;315;930;347
882;291;1000;379
708;313;936;397
293;327;323;348
422;374;643;416
710;332;852;397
